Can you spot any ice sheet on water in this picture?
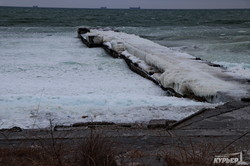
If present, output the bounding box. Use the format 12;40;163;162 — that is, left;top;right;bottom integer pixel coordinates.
0;95;216;129
0;30;216;129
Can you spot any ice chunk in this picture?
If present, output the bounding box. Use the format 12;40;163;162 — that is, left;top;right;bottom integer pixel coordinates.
111;40;125;53
103;42;112;49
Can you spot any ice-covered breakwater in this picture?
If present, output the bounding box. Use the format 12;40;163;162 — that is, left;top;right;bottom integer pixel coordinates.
78;28;249;103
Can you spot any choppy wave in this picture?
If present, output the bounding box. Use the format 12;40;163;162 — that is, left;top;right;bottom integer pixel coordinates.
1;7;250;27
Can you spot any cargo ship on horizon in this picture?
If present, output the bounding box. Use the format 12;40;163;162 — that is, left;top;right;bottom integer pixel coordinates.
129;7;141;9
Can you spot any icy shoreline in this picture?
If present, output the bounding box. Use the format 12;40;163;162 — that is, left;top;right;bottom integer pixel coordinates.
1;29;218;129
1;94;215;129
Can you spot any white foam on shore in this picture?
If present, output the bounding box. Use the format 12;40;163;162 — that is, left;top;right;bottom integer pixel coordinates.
0;29;216;129
0;95;214;129
215;61;250;79
88;29;247;99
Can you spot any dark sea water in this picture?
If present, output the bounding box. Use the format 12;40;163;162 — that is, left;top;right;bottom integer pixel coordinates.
1;7;250;64
1;7;250;27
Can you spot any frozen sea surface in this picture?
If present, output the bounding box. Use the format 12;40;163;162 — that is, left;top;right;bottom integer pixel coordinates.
0;29;215;129
1;8;250;129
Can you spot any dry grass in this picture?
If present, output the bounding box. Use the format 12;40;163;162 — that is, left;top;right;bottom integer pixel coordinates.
0;140;243;166
0;134;117;166
0;146;64;166
0;129;247;166
163;140;238;166
74;134;117;166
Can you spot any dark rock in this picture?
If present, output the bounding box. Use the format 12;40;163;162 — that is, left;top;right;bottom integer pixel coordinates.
165;120;178;128
241;98;250;102
148;119;177;129
195;57;202;60
53;125;72;131
206;62;221;67
77;28;90;34
118;123;132;128
72;122;115;127
0;126;22;132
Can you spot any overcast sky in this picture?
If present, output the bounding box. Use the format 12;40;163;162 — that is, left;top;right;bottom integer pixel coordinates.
1;0;250;9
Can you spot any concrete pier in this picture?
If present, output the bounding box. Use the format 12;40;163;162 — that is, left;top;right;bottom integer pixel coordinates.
77;28;250;103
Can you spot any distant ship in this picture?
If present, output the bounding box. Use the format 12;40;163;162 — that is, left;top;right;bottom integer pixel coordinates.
100;7;108;9
129;7;141;9
33;5;38;8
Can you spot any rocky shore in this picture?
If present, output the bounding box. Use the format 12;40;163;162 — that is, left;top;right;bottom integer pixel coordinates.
1;100;249;165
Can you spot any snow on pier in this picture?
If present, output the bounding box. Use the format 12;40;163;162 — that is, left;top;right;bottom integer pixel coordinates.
78;28;249;103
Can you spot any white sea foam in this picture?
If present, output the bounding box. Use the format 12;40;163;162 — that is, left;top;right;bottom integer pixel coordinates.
215;61;250;79
0;94;215;129
0;29;215;129
87;29;247;100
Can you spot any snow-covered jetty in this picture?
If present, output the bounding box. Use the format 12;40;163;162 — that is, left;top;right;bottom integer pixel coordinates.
78;28;249;103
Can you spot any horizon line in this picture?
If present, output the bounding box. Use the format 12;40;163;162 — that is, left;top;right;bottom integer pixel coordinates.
1;5;250;10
